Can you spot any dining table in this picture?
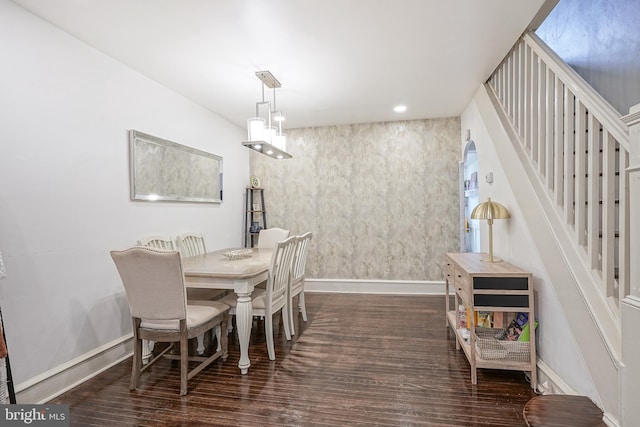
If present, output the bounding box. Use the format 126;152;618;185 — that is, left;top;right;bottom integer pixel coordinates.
181;247;273;374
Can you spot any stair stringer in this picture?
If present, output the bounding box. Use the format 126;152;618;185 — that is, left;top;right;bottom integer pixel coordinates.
476;83;622;422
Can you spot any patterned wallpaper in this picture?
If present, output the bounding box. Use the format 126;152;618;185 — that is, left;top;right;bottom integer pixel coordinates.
249;118;461;281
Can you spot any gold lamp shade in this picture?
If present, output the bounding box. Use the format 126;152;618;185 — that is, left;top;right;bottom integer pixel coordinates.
470;197;510;262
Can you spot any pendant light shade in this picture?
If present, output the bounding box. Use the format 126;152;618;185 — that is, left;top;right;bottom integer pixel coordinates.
242;71;292;159
247;117;265;141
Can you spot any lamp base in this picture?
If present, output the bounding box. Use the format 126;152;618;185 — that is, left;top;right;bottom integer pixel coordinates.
481;257;503;263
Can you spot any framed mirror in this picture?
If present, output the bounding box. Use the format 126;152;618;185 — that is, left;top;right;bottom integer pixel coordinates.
129;130;223;203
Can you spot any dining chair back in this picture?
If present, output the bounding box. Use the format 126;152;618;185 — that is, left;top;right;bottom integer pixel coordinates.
289;232;313;334
219;235;297;360
257;227;290;249
135;235;177;361
176;232;207;258
110;246;229;395
262;234;298;359
137;235;175;250
174;232;225;354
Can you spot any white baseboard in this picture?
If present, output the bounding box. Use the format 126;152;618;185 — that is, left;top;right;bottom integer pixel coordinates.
305;278;446;295
536;359;577;395
16;333;133;404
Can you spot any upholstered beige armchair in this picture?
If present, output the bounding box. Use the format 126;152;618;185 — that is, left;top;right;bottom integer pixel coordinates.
110;246;229;395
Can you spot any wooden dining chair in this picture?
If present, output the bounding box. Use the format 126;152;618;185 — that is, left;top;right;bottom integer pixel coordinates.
257;227;290;249
139;234;222;356
289;232;313;335
176;233;227;355
254;228;290;292
110;246;229;395
137;235;175;250
136;236;176;362
175;232;207;258
220;235;297;360
175;231;226;300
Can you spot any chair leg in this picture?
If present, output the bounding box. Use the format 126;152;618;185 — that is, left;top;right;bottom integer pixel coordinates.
299;291;308;322
130;337;142;390
289;294;296;336
265;314;275;360
282;305;292;341
180;336;189;396
221;316;229;360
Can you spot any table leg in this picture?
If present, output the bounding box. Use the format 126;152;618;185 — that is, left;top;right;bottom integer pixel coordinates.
235;291;253;374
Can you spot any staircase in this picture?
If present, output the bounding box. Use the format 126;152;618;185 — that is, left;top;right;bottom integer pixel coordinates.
478;31;634;425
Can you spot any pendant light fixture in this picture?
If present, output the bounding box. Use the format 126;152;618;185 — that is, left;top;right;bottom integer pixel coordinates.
242;71;292;159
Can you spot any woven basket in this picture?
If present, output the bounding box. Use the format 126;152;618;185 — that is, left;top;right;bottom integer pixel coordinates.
474;328;530;362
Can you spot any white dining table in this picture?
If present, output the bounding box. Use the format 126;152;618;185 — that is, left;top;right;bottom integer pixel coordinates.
181;247;273;374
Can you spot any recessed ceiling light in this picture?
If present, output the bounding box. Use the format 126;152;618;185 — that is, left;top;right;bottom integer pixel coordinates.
394;105;407;113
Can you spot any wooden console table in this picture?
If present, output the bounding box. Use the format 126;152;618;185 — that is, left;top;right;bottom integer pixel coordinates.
445;252;536;389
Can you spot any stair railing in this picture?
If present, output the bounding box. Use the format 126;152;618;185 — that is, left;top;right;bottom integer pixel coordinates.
487;31;630;313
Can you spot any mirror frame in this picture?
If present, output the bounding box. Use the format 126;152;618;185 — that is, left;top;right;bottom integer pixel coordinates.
129;130;223;203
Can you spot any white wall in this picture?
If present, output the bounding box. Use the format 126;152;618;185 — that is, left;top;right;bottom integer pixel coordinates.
0;0;247;387
536;0;640;116
460;90;597;397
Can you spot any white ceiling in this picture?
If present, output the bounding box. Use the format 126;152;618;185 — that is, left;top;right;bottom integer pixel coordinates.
10;0;547;130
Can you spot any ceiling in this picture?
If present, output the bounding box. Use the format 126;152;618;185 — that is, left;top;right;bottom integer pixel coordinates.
10;0;548;130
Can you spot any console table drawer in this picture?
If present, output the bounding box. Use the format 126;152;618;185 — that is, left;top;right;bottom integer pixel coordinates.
474;293;529;307
473;276;528;290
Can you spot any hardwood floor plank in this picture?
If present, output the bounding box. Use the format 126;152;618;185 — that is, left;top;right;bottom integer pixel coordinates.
50;294;537;426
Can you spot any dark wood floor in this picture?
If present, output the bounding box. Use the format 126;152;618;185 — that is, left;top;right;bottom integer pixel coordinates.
50;294;537;426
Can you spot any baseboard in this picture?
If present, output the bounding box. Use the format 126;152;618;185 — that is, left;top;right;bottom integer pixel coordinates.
16;333;133;404
535;359;578;395
305;279;446;295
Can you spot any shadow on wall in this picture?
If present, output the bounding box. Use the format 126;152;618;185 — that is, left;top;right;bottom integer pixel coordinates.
536;0;640;115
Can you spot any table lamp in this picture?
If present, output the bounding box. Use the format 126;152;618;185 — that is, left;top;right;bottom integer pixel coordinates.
470;197;510;262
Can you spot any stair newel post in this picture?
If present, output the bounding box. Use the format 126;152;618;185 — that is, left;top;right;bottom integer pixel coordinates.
620;102;640;427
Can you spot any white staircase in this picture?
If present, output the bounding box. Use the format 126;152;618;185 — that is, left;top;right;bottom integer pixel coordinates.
480;30;634;425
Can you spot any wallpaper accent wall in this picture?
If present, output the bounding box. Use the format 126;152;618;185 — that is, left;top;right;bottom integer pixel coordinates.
250;118;461;281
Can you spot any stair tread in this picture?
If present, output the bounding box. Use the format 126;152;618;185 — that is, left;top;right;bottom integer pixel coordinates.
523;395;605;427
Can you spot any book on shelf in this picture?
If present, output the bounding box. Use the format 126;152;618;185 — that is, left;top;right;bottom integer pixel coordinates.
477;311;492;328
504;312;531;341
517;320;539;342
